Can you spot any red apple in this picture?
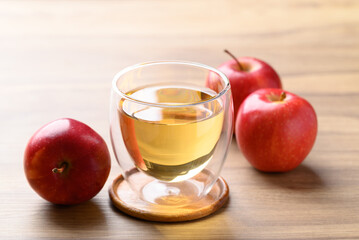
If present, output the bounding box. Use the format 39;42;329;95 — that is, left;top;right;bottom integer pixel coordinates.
207;50;282;128
235;88;317;172
24;118;111;204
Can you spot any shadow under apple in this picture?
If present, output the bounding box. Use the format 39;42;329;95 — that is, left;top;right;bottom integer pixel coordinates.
255;163;325;191
42;199;108;231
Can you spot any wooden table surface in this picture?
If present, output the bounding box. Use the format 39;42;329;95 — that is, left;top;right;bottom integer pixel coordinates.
1;0;359;239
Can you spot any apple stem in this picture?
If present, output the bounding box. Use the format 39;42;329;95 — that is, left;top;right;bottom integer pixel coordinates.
280;92;286;101
52;162;68;174
224;49;244;71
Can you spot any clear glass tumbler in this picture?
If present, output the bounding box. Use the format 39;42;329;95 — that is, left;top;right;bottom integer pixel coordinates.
110;61;233;207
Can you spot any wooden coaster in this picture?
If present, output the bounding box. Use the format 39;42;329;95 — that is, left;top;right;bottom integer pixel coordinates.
109;173;229;222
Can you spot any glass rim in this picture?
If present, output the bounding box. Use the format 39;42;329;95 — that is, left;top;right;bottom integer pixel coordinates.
111;60;230;108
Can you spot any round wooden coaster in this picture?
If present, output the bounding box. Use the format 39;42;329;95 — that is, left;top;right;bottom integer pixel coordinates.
109;173;229;222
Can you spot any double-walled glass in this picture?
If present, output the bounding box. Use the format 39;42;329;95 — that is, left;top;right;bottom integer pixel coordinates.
110;61;233;207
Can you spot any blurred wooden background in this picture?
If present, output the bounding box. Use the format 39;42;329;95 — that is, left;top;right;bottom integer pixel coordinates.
0;0;359;239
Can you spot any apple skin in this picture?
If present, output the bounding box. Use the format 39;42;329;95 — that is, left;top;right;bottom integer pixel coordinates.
24;118;111;205
209;57;282;128
235;88;317;172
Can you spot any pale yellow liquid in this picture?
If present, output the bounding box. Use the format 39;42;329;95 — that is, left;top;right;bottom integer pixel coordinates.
119;84;223;182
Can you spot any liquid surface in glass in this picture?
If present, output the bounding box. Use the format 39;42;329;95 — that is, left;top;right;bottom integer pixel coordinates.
119;84;223;182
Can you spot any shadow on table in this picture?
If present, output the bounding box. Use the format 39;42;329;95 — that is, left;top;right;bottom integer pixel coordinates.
109;196;234;239
41;199;108;231
255;163;325;191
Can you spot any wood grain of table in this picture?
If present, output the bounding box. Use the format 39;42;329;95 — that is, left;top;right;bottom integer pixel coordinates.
1;0;358;239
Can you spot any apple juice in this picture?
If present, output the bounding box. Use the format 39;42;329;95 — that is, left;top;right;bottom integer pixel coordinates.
119;84;223;182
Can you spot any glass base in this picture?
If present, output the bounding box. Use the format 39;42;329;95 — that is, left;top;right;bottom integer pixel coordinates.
109;168;229;222
141;179;203;206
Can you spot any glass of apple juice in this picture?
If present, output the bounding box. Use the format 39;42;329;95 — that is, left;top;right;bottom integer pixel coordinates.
110;61;233;214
